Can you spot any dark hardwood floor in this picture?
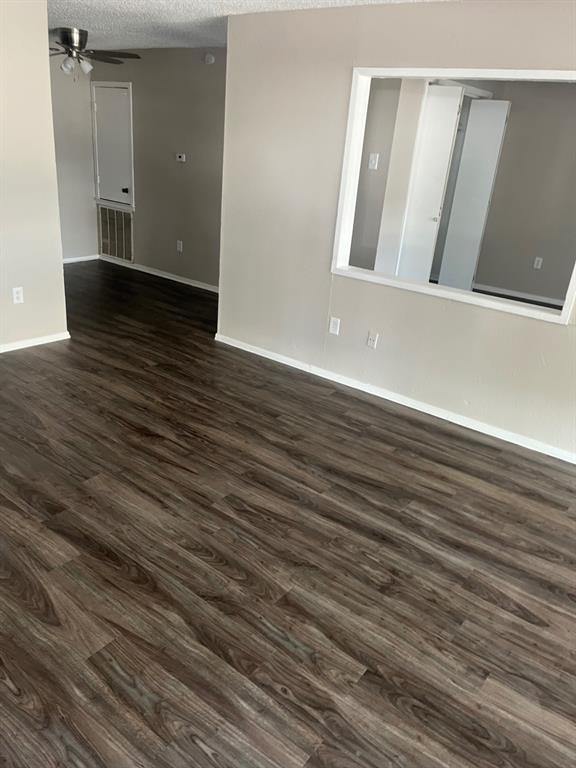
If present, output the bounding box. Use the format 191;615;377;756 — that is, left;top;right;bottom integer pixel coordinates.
0;260;575;767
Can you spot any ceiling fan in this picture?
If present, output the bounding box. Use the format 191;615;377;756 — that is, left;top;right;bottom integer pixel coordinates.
49;27;140;75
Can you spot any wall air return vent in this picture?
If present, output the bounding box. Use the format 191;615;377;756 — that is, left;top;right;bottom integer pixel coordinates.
98;204;133;262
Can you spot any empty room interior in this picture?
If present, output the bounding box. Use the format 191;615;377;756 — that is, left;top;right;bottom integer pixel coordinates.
1;0;576;766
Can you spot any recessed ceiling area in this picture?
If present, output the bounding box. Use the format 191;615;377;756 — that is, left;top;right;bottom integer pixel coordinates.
48;0;449;49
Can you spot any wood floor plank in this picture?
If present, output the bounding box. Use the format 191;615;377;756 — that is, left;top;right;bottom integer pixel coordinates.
0;260;574;767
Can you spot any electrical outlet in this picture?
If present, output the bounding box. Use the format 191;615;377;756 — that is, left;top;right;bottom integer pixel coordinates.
176;153;186;163
329;317;341;336
367;330;379;349
368;153;379;171
176;240;183;253
534;257;543;270
12;287;24;304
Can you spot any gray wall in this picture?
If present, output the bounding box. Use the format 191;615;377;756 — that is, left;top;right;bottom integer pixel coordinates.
94;49;226;288
349;78;400;270
475;80;576;301
218;0;576;458
50;57;99;261
1;0;68;349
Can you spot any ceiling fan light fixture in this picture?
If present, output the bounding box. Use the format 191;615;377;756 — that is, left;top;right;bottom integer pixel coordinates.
49;27;141;71
79;58;93;74
60;55;76;74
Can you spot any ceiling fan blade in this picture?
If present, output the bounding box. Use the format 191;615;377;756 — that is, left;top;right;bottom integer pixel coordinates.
81;53;125;64
50;51;65;56
86;50;141;59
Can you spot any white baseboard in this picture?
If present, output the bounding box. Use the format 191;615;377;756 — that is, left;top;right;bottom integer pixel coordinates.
215;333;576;466
0;331;71;354
63;255;100;264
473;283;563;308
99;255;219;293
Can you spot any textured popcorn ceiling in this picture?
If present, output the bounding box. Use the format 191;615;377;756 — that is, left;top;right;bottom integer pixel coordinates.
48;0;450;49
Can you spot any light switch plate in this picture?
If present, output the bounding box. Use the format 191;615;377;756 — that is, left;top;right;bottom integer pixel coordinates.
368;153;379;170
329;317;341;336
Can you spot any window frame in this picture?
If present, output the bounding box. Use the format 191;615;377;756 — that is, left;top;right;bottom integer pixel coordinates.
332;68;576;325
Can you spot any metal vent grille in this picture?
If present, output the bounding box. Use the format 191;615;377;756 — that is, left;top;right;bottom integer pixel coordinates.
98;205;133;262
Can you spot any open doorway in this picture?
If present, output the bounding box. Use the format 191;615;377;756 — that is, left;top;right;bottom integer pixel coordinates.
50;48;225;293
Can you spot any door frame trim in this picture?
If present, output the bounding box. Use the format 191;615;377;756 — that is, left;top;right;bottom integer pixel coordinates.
91;81;135;210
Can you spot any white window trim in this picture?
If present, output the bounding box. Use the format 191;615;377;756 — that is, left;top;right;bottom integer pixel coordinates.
332;67;576;325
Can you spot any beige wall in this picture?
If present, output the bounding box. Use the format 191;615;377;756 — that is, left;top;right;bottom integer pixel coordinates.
0;0;68;348
50;57;98;261
218;0;576;458
94;49;226;287
475;80;576;301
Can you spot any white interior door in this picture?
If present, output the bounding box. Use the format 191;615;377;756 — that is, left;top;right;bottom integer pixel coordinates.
438;99;510;290
92;83;134;206
396;85;463;282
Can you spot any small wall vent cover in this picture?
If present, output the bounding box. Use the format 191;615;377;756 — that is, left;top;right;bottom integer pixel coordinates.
98;205;133;262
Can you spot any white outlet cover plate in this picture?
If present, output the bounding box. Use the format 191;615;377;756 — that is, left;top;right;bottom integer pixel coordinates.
367;331;379;348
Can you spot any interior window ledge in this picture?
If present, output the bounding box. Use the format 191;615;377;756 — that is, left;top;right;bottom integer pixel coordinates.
332;266;570;325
